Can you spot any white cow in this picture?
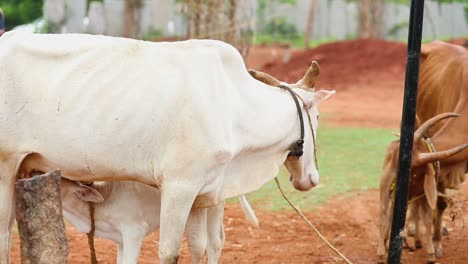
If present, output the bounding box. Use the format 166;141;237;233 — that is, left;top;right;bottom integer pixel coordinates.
60;178;258;264
0;32;334;264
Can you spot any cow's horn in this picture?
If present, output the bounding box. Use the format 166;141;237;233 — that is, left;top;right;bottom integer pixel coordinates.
300;61;320;88
414;112;460;142
413;143;468;167
248;69;281;86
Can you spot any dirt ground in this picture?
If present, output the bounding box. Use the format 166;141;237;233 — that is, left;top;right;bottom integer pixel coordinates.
10;39;468;263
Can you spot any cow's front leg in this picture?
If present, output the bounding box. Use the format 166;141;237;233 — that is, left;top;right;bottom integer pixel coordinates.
159;183;200;264
377;200;392;263
422;203;436;264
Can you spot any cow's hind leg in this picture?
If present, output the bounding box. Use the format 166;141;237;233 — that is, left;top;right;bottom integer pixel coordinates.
206;201;225;264
185;207;207;264
159;182;201;264
117;244;124;264
0;158;24;264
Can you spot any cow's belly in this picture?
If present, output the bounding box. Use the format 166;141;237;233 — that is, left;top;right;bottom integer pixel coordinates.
8;112;159;184
19;151;156;185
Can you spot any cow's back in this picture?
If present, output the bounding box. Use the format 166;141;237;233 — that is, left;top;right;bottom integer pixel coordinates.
418;41;468;135
0;33;247;184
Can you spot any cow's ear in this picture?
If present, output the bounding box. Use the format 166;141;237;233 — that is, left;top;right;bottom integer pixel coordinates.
423;163;437;210
302;89;335;109
74;185;104;203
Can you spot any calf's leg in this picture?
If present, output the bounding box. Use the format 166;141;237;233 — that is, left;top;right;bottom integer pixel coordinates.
120;231;146;264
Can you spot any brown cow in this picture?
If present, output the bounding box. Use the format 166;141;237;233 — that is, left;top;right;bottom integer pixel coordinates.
378;41;468;263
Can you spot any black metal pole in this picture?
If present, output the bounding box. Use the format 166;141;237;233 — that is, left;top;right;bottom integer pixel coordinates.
387;0;425;263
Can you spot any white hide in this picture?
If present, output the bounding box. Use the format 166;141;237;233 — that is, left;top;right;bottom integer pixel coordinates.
0;32;334;263
61;180;257;264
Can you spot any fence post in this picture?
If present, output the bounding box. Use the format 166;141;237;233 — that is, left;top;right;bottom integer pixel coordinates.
15;170;69;264
387;0;425;263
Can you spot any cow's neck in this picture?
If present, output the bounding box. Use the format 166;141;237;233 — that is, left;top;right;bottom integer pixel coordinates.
201;82;306;206
234;82;303;154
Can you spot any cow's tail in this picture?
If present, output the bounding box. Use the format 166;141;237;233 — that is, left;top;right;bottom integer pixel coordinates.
238;195;259;228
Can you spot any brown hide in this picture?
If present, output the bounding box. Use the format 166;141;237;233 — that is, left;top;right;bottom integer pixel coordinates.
378;42;468;261
418;41;468;164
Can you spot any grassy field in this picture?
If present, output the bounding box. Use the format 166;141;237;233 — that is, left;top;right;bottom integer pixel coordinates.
234;122;396;211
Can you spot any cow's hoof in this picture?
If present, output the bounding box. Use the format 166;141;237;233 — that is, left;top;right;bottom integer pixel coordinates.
427;253;436;264
415;240;422;249
377;254;386;264
435;247;443;258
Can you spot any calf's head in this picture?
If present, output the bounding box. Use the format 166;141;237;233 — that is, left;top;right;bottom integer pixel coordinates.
60;178;104;206
249;62;335;191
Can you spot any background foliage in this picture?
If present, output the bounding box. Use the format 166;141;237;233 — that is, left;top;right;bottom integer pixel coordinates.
1;0;43;30
0;0;103;29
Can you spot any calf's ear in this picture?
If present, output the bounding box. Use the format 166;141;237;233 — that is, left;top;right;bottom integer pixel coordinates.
74;185;104;203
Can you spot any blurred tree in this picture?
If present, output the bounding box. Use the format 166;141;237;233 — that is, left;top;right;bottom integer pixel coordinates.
228;0;238;44
304;0;318;48
357;0;385;38
369;0;385;38
205;0;224;39
0;0;43;30
124;0;143;38
181;0;253;57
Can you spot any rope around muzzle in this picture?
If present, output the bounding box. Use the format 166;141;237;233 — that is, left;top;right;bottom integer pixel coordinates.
274;177;353;264
87;201;98;264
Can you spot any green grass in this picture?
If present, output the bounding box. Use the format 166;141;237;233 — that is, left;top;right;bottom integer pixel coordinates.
229;123;396;211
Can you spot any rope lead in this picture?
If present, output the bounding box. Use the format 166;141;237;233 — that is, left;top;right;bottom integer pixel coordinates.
275;177;353;264
87;202;98;264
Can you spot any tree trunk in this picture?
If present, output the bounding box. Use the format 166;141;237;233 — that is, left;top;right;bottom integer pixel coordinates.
15;170;68;264
304;0;318;48
369;0;385;38
124;0;135;38
228;0;238;44
358;0;370;38
185;0;202;38
124;0;143;38
206;0;224;38
193;0;202;38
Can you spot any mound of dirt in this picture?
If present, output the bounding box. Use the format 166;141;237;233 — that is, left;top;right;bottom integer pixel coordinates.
447;37;468;48
261;38;408;92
